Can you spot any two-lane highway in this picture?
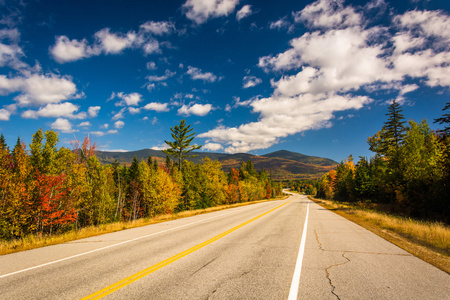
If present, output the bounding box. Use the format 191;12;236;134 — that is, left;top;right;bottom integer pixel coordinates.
0;193;448;299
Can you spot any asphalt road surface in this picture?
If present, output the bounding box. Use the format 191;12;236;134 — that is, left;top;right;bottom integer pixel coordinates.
0;193;449;299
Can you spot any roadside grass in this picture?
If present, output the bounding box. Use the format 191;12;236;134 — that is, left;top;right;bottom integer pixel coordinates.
309;196;450;274
0;196;288;256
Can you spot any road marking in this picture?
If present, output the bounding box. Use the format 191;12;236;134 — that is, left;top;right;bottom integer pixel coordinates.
288;196;310;300
0;206;254;279
82;200;292;300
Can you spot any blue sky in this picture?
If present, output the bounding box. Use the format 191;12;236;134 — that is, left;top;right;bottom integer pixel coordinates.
0;0;449;162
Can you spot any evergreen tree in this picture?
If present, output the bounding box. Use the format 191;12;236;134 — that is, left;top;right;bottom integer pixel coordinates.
434;101;450;136
0;133;6;150
163;120;202;170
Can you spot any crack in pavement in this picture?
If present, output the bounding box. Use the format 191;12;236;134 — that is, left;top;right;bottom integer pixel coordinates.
314;230;349;300
313;230;411;256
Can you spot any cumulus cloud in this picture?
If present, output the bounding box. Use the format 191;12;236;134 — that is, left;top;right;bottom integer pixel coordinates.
111;92;143;106
114;120;125;129
203;142;223;151
243;76;262;88
236;5;252;21
146;69;176;83
50;19;176;63
94;28;135;54
200;93;371;153
140;21;176;35
0;73;79;106
178;103;212;116
78;121;91;127
49;36;95;63
293;0;361;29
112;108;126;120
0;108;11;121
183;0;240;24
0;28;25;69
88;106;101;117
186;66;218;82
143;102;170;112
200;0;450;153
21;102;86;119
51;118;77;133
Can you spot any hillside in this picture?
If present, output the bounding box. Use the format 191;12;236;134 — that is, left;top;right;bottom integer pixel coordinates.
95;149;337;180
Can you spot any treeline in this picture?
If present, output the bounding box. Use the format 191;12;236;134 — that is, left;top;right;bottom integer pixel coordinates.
313;100;450;223
0;129;282;240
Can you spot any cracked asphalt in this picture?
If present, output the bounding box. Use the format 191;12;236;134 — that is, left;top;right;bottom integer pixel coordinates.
299;197;449;300
0;194;448;299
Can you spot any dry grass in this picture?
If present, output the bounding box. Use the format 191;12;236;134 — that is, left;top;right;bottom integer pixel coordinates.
310;197;450;274
0;196;288;256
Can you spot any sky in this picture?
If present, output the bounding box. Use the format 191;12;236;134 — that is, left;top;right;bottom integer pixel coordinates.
0;0;449;163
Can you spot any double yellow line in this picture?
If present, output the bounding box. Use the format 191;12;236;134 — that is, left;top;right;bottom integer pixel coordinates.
82;200;291;299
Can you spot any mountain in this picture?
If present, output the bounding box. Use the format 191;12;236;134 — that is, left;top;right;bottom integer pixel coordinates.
95;149;338;180
263;150;338;166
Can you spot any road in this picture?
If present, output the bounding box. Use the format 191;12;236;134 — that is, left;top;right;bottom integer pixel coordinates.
0;193;448;299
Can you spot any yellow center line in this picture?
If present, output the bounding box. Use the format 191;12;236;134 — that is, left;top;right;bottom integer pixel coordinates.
82;200;292;299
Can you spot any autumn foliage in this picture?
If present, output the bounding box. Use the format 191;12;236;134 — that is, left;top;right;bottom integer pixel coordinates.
0;130;282;241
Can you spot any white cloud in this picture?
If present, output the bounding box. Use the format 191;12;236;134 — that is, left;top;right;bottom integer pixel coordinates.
0;108;11;121
269;17;290;30
142;38;161;55
21;102;85;119
293;0;361;29
0;28;25;69
140;21;176;35
78;121;91;127
187;66;218;82
243;76;262;88
146;69;176;82
200;93;371;153
112;108;126;120
128;107;141;114
0;74;78;106
236;5;252;21
112;92;143;106
49;36;95;63
200;0;450;154
143;102;170;112
146;61;157;70
178;103;212;116
203;142;223;151
114;120;125;129
88;106;101;117
183;0;240;24
51;118;77;133
101;124;109;129
151;116;158;125
94;28;135;54
90;129;118;137
150;143;170;151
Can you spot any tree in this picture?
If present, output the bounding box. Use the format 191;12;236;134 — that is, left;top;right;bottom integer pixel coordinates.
434;101;450;136
0;133;6;150
163;120;202;170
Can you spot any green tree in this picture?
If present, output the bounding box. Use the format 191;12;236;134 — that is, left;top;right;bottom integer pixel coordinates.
434;101;450;136
163;120;202;170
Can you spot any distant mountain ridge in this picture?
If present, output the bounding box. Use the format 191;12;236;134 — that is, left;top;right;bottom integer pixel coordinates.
95;149;338;180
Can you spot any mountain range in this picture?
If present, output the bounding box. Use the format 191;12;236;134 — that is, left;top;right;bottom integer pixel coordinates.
95;149;338;180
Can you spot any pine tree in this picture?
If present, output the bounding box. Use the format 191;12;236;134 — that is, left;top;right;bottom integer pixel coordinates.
163;120;202;170
0;133;6;150
434;101;450;136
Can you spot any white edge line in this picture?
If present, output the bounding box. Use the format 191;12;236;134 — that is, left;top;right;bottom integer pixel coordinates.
0;205;255;279
288;196;310;300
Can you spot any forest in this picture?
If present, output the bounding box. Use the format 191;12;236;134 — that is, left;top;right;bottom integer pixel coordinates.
292;100;450;223
0;125;282;241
